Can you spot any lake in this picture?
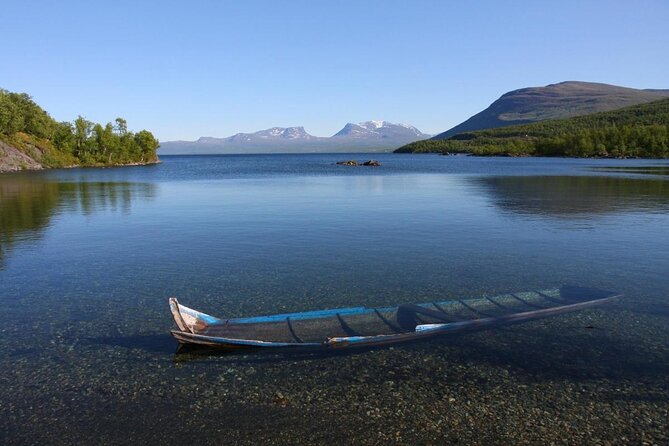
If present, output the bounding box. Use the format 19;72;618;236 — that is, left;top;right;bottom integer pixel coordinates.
1;154;668;444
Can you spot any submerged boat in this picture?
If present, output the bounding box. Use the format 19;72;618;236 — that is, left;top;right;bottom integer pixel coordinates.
169;286;620;351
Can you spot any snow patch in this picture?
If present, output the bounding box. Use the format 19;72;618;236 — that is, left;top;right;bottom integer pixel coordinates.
359;120;387;129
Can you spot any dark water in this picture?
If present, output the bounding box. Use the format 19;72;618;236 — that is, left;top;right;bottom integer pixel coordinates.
1;154;668;444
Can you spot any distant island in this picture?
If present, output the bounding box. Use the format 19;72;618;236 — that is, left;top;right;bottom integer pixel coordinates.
396;81;669;158
0;88;159;173
159;121;430;155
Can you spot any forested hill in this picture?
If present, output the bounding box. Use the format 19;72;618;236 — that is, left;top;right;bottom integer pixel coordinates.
395;98;669;158
0;88;159;172
432;81;669;140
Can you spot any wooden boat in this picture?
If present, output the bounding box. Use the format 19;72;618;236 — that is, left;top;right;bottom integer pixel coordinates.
169;286;619;351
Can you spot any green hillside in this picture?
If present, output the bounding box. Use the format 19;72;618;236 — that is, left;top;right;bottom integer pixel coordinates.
0;88;159;172
432;81;669;140
396;98;669;158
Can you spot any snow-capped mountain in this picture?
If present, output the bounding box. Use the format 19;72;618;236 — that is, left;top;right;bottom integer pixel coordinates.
334;121;428;139
159;121;430;154
197;126;317;145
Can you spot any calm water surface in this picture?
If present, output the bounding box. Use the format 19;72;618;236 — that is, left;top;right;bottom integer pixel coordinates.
1;154;668;444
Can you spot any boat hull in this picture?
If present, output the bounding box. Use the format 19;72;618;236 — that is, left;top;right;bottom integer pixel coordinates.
168;286;620;352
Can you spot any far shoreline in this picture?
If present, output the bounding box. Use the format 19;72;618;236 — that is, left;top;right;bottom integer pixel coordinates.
157;152;669;161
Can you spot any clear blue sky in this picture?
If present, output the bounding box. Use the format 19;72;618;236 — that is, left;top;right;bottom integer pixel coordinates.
2;0;668;141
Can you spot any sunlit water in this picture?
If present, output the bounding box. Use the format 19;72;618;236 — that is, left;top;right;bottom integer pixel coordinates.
1;154;668;444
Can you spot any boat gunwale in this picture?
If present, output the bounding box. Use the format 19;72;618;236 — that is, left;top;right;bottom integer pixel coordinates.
210;286;616;326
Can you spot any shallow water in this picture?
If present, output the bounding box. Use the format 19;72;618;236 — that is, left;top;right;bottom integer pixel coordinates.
1;154;668;444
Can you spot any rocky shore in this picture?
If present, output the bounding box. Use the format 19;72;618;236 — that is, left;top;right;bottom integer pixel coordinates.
0;139;160;173
0;140;44;172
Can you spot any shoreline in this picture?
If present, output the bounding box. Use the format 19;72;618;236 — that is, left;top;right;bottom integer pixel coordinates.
0;159;161;175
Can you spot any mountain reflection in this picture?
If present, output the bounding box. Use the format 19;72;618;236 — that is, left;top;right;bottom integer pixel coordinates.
0;177;156;267
473;175;669;218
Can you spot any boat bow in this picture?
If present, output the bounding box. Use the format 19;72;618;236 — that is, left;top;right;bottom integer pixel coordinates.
169;297;222;334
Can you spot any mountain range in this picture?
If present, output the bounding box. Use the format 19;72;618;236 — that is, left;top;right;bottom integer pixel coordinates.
432;81;669;140
159;121;430;154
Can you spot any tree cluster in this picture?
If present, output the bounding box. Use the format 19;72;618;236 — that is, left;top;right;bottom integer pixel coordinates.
0;88;159;166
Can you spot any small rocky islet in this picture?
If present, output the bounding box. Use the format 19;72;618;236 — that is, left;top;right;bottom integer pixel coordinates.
335;159;381;166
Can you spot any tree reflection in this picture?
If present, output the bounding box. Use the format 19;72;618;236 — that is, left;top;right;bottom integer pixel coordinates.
472;175;669;218
0;177;156;268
